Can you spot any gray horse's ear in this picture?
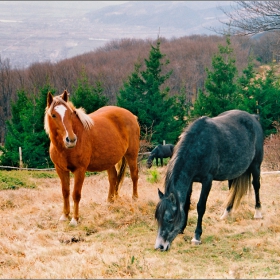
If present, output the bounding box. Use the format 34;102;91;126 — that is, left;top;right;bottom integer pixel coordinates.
169;193;176;205
158;188;164;199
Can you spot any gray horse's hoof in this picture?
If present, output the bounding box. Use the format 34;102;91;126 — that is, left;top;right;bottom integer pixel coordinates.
191;237;201;245
254;208;262;219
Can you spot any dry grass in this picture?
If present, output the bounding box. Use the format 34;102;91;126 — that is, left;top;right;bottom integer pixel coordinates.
0;164;279;279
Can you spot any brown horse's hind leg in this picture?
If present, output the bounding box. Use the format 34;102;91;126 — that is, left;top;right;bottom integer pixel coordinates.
107;166;118;202
126;155;139;200
55;166;71;222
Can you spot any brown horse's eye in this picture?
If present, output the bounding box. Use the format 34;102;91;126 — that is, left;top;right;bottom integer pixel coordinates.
51;114;56;118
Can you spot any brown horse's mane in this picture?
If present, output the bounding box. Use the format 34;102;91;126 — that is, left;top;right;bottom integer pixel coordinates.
44;96;94;135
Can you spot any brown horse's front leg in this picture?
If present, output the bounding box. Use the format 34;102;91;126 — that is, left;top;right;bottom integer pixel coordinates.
70;169;86;226
55;166;71;222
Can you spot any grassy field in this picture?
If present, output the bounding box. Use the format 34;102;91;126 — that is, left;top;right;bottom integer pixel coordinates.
0;163;279;278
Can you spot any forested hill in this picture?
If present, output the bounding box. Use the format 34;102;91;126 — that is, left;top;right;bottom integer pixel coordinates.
0;32;277;144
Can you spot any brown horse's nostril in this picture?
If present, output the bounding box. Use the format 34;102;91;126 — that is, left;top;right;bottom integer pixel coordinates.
66;136;76;143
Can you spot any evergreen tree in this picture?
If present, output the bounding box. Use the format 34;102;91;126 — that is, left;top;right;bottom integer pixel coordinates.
23;84;55;168
191;34;280;136
235;58;258;113
192;36;240;117
71;69;108;113
0;90;30;166
237;64;280;136
117;40;188;144
0;85;55;168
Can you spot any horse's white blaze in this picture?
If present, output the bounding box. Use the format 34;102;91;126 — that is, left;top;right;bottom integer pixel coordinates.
54;104;67;120
54;104;69;134
220;209;231;220
155;228;170;250
254;208;262;219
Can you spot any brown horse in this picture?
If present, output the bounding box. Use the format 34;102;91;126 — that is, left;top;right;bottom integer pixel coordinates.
44;90;140;226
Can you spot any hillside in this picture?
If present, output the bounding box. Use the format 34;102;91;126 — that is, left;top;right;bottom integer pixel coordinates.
0;165;279;278
0;34;256;143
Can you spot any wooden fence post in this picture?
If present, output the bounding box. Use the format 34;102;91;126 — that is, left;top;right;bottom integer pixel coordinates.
19;147;23;168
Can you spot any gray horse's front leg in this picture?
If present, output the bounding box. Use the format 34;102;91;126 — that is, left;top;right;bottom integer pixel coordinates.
192;176;213;245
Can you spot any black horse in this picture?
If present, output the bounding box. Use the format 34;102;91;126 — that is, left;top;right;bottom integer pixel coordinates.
155;110;264;251
146;144;174;168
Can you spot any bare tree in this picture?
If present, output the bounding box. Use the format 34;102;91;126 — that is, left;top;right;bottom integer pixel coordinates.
219;1;280;36
0;57;13;143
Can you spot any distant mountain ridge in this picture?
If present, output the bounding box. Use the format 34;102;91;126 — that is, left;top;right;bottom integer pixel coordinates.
86;1;232;33
0;1;234;68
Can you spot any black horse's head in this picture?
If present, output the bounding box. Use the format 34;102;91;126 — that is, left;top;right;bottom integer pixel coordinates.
154;189;183;251
146;155;153;169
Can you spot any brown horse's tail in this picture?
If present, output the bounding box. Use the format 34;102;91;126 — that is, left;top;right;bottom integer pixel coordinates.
225;170;251;210
115;157;127;195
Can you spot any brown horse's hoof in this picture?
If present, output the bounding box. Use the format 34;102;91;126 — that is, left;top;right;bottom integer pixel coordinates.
107;195;117;203
132;195;138;201
69;217;79;227
59;214;70;222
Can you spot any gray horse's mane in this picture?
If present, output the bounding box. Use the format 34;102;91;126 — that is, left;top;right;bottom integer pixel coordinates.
164;116;208;183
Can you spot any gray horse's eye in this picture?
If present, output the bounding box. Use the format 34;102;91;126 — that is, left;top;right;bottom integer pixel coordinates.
164;212;173;224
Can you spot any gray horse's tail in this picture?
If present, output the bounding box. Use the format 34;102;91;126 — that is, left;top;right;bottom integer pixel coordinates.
225;170;251;210
115;157;127;195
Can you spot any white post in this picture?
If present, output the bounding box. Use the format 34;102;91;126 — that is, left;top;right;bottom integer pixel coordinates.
19;147;23;168
163;140;166;145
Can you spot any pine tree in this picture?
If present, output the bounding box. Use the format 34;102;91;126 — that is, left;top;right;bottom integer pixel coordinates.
23;85;55;168
0;85;55;168
235;59;257;113
71;69;108;113
192;36;240;117
191;34;280;136
237;64;280;136
0;90;30;166
117;40;188;144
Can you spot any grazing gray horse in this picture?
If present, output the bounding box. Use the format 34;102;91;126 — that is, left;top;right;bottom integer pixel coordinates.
155;110;264;251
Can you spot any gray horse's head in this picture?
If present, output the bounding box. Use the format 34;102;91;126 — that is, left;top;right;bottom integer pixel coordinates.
154;189;183;251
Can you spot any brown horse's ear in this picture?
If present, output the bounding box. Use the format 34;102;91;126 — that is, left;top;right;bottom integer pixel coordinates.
61;90;69;102
47;92;53;108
